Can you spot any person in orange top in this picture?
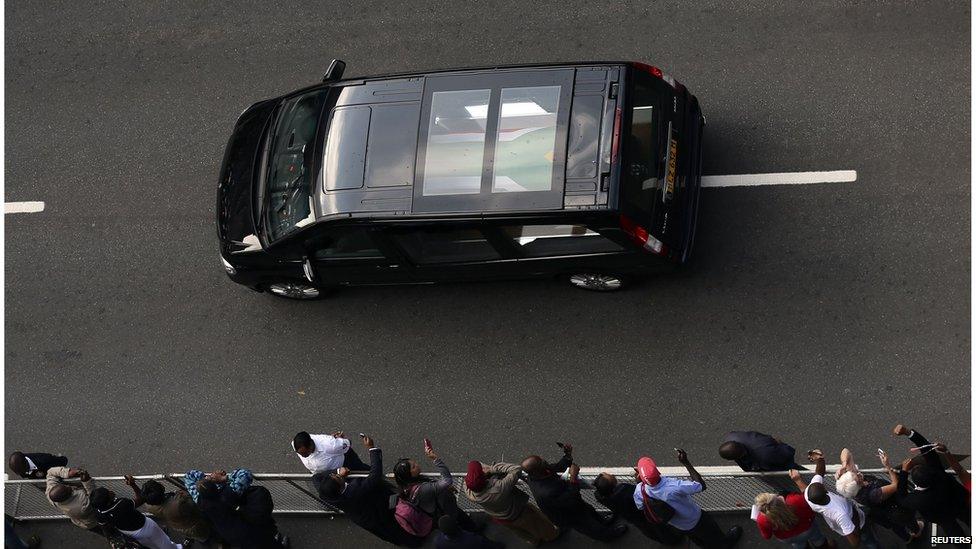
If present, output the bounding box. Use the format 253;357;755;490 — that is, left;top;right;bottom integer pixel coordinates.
753;491;828;549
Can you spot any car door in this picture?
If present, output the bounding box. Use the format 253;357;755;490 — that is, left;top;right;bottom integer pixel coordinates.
306;226;410;285
385;224;520;283
498;222;635;276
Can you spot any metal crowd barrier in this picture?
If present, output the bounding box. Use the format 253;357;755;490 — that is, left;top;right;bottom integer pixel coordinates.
4;466;887;521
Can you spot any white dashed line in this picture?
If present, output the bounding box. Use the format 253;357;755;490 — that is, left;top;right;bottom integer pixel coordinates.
4;201;45;214
702;170;857;188
0;172;855;216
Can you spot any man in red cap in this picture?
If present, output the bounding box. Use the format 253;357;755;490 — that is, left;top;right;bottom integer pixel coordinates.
593;470;684;545
635;449;742;548
462;460;559;544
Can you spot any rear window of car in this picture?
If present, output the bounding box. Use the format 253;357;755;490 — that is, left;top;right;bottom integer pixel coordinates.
622;71;665;214
503;224;623;257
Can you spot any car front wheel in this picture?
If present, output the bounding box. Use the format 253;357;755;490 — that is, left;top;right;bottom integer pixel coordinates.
265;281;325;300
567;273;627;292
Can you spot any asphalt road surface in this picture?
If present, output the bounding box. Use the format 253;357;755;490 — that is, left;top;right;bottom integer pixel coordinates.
4;1;971;545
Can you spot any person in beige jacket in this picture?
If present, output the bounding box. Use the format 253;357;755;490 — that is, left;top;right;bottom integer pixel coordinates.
45;466;101;533
139;479;213;542
463;461;559;544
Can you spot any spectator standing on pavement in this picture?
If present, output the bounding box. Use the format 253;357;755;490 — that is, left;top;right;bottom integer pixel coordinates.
937;443;971;495
463;460;559;544
718;431;802;471
233;484;291;548
434;515;505;549
793;450;877;548
292;430;368;474
8;451;67;479
44;467;101;535
521;443;627;541
393;442;481;534
593;471;683;545
316;435;424;547
140;479;214;544
832;448;924;542
752;492;828;548
635;450;743;548
891;424;970;537
195;478;288;548
90;477;186;549
183;468;252;503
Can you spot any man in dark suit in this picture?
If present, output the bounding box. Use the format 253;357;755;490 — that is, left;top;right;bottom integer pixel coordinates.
9;452;68;479
315;435;423;547
718;431;803;472
593;472;684;545
520;444;627;542
892;424;969;538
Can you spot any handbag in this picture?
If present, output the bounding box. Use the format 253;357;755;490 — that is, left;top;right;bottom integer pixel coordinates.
394;484;434;537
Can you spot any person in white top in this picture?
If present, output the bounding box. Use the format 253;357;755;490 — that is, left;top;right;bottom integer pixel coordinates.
292;430;368;474
790;450;877;548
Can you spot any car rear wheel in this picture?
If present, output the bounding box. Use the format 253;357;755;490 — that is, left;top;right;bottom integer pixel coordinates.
265;281;325;300
567;273;626;292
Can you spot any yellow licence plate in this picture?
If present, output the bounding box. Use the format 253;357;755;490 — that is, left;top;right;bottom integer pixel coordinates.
664;136;678;198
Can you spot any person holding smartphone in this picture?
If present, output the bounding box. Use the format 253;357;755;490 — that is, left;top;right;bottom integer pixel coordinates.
392;440;481;535
521;443;627;542
794;450;877;548
832;448;923;542
635;449;743;548
891;424;970;539
316;435;424;547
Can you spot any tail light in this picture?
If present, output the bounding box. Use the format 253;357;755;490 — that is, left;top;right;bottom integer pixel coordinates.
620;214;668;256
633;62;683;92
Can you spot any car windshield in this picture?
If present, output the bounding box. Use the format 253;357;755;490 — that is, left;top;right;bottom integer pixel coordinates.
264;90;328;242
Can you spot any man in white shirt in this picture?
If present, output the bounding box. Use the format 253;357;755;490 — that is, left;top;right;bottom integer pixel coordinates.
292;431;368;474
791;451;877;548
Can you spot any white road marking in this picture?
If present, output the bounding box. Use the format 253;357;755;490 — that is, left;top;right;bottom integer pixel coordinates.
0;172;855;216
4;201;45;214
702;170;857;188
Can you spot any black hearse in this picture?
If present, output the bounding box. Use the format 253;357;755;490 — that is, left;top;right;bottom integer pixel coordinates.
217;60;704;299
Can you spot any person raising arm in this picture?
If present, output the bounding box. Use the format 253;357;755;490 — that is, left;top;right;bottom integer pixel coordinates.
676;448;707;491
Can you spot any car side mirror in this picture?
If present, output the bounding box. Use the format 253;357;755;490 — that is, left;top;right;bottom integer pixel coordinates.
322;59;346;82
